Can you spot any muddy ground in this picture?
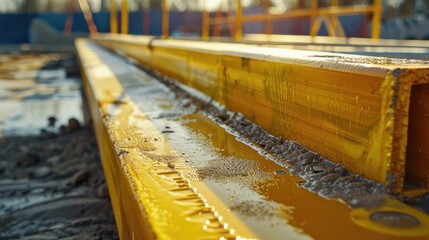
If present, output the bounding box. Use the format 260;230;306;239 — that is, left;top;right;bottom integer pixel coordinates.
0;52;118;240
0;119;118;240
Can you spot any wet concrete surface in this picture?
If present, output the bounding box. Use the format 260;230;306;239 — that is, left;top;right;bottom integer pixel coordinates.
0;53;118;239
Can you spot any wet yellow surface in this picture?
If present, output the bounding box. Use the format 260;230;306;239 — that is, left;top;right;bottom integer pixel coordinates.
77;38;429;239
94;34;429;197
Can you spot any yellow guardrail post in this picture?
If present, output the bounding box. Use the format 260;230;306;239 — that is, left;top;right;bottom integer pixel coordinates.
162;0;169;38
203;0;379;40
265;15;273;35
202;0;209;40
328;0;345;37
121;0;128;34
110;0;118;33
372;0;382;40
310;0;319;37
235;0;242;41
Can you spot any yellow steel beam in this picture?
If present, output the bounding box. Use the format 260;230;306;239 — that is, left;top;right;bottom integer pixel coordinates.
77;37;429;239
93;34;429;197
76;39;256;239
121;0;128;34
241;34;429;49
109;0;118;33
207;34;429;60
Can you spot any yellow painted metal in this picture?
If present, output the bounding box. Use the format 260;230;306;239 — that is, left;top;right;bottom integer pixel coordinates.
351;199;429;237
310;0;318;37
235;0;242;41
205;2;378;38
78;36;429;239
372;0;382;40
202;34;429;60
120;0;128;34
310;0;345;38
202;0;209;40
109;0;118;33
94;34;429;197
209;6;375;26
162;0;169;38
241;34;429;50
75;39;258;239
328;11;345;37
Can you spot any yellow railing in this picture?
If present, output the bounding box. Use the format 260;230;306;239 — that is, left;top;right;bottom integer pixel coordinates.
109;0;129;35
201;0;383;40
110;0;382;40
109;0;118;33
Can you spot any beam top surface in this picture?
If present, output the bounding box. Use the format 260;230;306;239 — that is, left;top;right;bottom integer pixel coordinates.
95;34;429;78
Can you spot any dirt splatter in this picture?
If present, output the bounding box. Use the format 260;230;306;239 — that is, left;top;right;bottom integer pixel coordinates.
143;69;391;208
195;156;271;185
230;200;289;221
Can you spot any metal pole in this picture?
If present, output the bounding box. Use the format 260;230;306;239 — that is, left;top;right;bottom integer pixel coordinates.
202;0;209;40
310;0;318;37
235;0;242;41
64;0;76;36
110;0;118;33
143;10;150;34
162;0;169;38
372;0;382;40
121;0;128;34
78;0;98;34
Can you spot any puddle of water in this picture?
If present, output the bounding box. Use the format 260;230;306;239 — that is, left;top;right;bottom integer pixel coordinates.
0;55;82;137
0;98;82;136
